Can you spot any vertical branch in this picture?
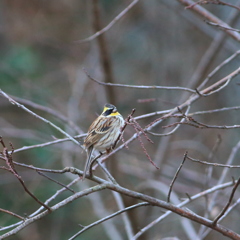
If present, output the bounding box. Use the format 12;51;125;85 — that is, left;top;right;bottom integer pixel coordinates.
91;0;118;183
92;0;116;105
167;151;187;202
97;160;134;239
198;135;222;236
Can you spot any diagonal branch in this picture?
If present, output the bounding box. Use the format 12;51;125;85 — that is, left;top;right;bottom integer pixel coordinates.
0;89;82;148
75;0;139;43
206;21;240;33
68;202;149;240
167;151;187;202
37;171;75;193
212;178;240;225
178;0;240;41
0;138;51;212
0;208;25;221
0;183;107;239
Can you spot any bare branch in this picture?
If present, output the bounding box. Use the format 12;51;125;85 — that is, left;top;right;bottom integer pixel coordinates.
68;202;148;240
12;134;86;154
188;106;240;116
0;89;82;148
201;1;240;11
178;0;240;41
75;0;139;43
0;183;107;239
37;171;75;193
128;116;158;169
206;21;240;33
134;109;172;120
212;178;240;225
186;155;240;168
133;180;237;239
167;151;187;202
8;95;82;133
186;0;240;11
112;108;136;149
85;69;196;93
96;159;118;184
197;50;240;90
163;115;240;130
0;208;25;221
0;138;51;212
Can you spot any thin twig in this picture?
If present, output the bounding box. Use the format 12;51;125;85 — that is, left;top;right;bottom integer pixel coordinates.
0;183;108;239
133;180;237;239
0;177;81;231
167;151;188;202
68;202;148;240
197;50;240;90
84;69;196;93
206;21;240;33
148;106;190;136
196;77;232;96
186;0;240;11
201;199;240;238
37;171;75;193
0;208;25;221
179;0;240;41
0;138;51;212
12;134;86;154
206;0;240;11
204;140;240;238
212;178;240;225
75;0;139;43
9;95;82;133
111;191;134;239
188;106;240;116
88;153;103;178
186;155;240;168
128;117;158;169
97;164;135;239
112;108;136;149
96;160;118;184
134;109;172;120
0;89;82;148
163;118;240;130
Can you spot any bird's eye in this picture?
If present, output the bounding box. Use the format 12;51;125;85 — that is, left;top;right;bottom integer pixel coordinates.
103;108;113;116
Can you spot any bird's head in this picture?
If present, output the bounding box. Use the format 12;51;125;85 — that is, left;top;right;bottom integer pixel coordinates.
102;103;120;116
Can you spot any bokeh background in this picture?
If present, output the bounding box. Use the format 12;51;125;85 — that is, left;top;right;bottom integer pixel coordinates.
0;0;240;239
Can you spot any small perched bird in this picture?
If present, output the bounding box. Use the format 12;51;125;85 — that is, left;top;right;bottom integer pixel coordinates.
82;103;124;180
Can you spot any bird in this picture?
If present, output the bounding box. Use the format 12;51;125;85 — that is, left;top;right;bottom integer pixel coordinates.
82;103;125;180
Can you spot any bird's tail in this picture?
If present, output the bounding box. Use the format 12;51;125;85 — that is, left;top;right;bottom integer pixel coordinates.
82;146;94;180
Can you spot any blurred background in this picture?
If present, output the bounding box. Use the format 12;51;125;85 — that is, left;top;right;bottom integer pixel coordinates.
0;0;240;239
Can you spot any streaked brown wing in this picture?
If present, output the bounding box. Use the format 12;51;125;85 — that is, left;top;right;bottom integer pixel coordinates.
95;118;113;134
84;116;114;148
